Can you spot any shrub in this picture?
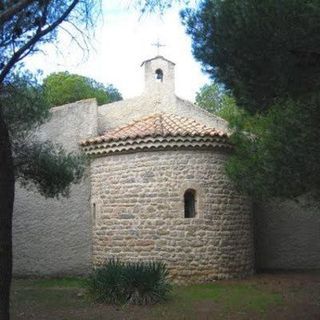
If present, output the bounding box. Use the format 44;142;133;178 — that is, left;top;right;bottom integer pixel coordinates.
85;260;172;305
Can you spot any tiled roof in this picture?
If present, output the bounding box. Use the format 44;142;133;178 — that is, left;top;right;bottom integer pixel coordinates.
80;113;228;146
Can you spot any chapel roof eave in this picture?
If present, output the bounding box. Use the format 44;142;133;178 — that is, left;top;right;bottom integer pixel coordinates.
80;131;228;146
81;134;233;157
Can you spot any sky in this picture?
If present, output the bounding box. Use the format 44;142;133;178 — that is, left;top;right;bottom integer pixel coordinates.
24;0;210;102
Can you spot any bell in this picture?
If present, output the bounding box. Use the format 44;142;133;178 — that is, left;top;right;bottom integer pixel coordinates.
155;69;163;81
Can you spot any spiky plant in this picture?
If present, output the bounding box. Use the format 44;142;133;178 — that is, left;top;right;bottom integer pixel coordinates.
85;260;172;305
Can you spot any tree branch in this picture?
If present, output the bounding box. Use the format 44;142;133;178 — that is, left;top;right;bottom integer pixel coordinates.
59;24;88;57
0;0;34;25
0;0;80;84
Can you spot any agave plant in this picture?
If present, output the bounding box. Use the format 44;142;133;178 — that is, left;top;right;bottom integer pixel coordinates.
85;259;172;305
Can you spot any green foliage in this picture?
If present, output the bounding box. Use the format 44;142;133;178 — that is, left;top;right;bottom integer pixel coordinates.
195;82;247;124
12;277;285;319
1;2;100;319
43;72;122;107
195;82;229;114
1;72;86;198
182;0;320;113
29;277;87;288
86;260;172;305
177;283;282;313
226;95;320;199
1;72;50;139
15;141;86;198
182;0;320;199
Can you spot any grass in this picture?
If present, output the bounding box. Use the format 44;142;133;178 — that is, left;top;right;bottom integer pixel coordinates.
12;278;86;309
11;276;289;320
18;277;87;288
176;283;282;312
148;283;282;319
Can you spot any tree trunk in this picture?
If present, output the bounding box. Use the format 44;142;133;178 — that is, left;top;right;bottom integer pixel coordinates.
0;107;14;320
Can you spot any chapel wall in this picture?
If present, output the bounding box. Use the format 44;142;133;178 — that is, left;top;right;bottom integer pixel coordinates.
254;199;320;270
97;96;228;133
90;149;254;283
12;99;97;276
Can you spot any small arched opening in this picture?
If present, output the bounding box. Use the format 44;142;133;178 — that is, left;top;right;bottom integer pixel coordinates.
184;189;196;218
155;68;163;82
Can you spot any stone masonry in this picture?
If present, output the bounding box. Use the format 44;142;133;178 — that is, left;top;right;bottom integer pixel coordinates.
82;57;254;283
90;150;254;283
12;54;319;279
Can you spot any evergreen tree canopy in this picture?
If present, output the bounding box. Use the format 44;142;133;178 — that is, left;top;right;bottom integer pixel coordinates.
1;73;86;198
182;0;320;199
0;2;100;318
43;72;122;107
182;0;320;113
226;98;320;199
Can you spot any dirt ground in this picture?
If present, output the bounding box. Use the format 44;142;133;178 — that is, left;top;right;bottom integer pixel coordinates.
11;272;320;320
221;272;320;320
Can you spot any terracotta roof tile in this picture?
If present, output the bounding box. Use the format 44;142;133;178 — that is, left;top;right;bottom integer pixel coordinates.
81;113;228;146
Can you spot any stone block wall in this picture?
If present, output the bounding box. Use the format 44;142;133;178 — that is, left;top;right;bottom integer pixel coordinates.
90;149;254;283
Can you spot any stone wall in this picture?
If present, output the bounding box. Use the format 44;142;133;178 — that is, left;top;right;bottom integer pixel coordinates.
143;56;175;95
97;56;228;134
13;99;97;276
254;198;320;270
90;149;254;283
98;95;228;133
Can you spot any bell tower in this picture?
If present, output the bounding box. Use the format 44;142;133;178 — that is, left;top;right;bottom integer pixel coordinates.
141;56;175;96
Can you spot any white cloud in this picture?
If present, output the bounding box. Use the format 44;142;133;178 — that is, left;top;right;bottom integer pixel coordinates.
23;1;209;102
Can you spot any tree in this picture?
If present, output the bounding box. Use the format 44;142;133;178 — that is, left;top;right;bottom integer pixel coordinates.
225;97;320;199
43;72;122;107
3;73;86;197
0;1;98;84
1;1;177;318
182;0;320;200
1;72;87;319
181;0;320;113
0;1;98;319
195;82;243;123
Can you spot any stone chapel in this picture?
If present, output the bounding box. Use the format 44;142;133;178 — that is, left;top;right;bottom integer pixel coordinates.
12;56;320;281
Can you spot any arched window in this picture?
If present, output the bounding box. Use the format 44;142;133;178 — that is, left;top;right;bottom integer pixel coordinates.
155;68;163;82
184;189;196;218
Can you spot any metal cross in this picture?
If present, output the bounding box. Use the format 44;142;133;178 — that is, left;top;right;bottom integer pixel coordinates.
152;39;166;56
